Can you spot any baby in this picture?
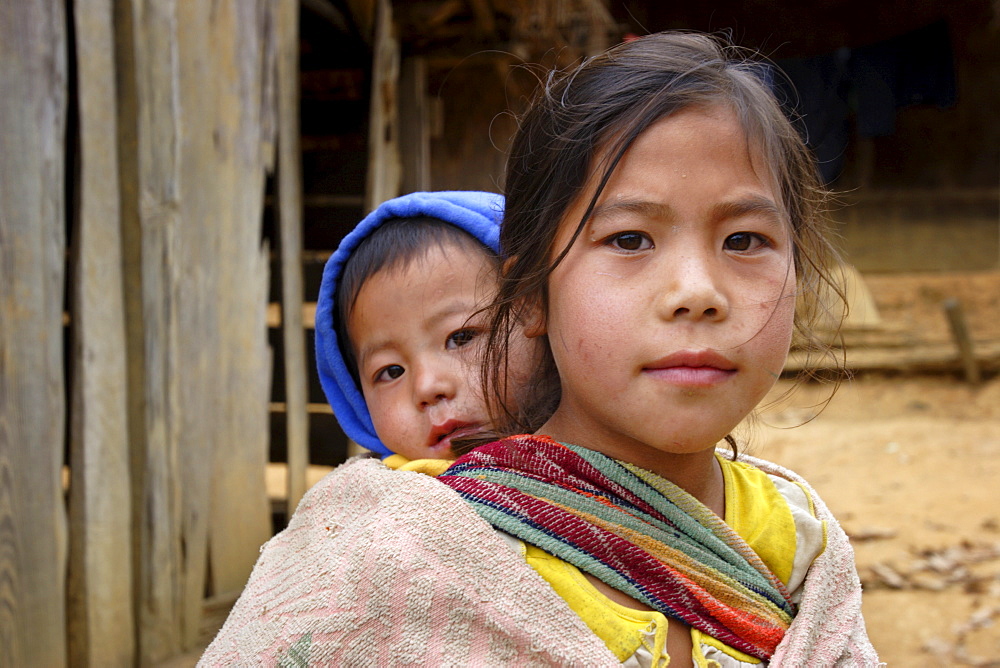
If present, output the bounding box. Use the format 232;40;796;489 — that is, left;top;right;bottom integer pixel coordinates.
314;190;519;465
200;191;535;665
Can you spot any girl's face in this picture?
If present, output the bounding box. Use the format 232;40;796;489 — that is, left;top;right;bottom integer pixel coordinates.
533;104;796;475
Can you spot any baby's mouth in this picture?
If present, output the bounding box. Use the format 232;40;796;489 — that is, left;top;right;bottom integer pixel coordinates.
429;420;482;450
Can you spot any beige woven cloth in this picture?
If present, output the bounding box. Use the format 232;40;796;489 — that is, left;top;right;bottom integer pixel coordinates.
200;454;880;667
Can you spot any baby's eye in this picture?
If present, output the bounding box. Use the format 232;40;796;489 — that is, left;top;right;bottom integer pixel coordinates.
446;328;478;350
724;232;769;252
375;364;404;382
608;231;652;252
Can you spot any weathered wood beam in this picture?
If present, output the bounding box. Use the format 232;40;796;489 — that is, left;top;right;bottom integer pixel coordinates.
173;1;223;651
277;0;310;517
117;0;185;661
67;0;134;665
784;339;1000;374
943;298;981;385
195;0;274;605
399;56;430;193
365;0;401;207
0;1;69;666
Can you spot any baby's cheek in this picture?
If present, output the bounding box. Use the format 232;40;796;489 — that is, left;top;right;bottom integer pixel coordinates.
369;396;400;434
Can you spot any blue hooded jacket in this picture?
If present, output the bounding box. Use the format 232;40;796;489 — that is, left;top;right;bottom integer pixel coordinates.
314;191;504;457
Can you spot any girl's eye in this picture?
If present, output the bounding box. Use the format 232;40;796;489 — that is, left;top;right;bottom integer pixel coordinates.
724;232;768;252
446;328;478;350
375;364;404;382
608;231;651;252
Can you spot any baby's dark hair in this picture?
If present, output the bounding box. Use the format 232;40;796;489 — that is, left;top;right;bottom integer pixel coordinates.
335;216;497;384
484;30;846;441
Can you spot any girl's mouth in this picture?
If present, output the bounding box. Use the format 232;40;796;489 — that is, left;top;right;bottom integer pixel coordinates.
642;350;737;387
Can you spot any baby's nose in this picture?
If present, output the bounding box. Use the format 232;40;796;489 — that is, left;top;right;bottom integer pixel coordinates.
414;363;459;408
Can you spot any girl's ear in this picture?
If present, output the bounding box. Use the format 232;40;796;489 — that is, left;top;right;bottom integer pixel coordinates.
503;255;548;338
519;298;547;338
501;257;548;339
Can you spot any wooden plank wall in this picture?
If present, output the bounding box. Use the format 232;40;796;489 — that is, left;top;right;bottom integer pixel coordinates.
2;1;291;665
0;1;69;666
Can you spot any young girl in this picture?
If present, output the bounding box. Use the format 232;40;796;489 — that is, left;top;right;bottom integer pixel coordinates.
437;31;878;666
201;33;878;667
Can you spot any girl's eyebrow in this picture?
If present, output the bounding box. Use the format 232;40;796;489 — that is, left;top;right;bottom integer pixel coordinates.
589;195;782;225
589;200;677;223
710;195;784;224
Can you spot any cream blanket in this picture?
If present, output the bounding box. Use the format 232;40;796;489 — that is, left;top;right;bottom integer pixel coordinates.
200;455;880;666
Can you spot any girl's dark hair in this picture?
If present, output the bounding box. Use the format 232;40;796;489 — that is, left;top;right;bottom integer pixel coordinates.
483;31;847;447
335;216;496;385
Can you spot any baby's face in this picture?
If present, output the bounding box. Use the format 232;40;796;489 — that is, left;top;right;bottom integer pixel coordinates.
348;241;499;460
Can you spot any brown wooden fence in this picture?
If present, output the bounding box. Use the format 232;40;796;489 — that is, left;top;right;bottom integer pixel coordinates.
0;0;305;665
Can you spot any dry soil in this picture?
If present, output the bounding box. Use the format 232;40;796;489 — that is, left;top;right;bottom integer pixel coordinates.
751;269;1000;667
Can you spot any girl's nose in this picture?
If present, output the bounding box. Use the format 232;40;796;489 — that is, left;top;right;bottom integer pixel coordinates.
414;359;459;408
656;253;729;322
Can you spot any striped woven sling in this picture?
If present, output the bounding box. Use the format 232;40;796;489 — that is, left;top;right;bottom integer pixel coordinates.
437;434;796;660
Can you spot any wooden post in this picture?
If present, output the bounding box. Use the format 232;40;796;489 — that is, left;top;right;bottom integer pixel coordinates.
201;0;274;600
399;56;430;193
365;0;401;208
172;1;225;650
276;0;310;517
67;0;135;665
0;1;69;666
943;297;981;385
117;0;186;660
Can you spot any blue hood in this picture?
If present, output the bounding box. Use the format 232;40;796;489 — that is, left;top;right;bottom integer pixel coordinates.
315;191;504;457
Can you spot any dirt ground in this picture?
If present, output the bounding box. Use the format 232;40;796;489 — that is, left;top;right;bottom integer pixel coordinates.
750;269;1000;667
